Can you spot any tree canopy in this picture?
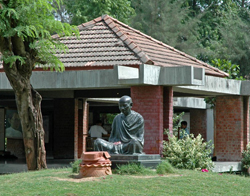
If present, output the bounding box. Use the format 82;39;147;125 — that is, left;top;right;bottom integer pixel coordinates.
58;0;135;25
130;0;250;78
0;0;78;71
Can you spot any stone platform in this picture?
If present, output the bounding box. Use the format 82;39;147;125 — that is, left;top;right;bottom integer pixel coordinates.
109;154;161;169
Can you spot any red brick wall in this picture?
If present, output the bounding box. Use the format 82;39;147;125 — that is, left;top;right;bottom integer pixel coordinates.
54;99;75;159
163;87;173;140
190;109;207;141
215;96;245;161
131;86;164;154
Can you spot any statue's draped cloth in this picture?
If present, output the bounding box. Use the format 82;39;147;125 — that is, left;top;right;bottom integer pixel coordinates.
94;111;144;154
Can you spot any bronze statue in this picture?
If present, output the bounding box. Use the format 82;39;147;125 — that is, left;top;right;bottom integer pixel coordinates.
94;95;144;154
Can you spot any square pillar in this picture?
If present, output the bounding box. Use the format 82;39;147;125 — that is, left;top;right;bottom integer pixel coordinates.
163;87;173;140
76;99;89;159
82;99;89;154
215;96;247;161
243;97;249;149
77;101;83;158
131;86;163;154
74;99;79;160
190;109;207;141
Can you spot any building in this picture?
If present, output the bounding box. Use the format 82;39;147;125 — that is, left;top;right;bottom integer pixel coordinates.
0;15;249;162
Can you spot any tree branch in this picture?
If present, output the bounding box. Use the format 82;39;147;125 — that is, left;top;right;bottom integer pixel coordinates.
0;37;4;52
11;34;26;56
0;37;11;53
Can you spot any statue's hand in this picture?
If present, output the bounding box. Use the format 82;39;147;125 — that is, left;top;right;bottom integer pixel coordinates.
113;141;121;145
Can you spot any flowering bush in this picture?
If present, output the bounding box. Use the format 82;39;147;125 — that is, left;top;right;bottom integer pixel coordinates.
201;169;209;172
241;142;250;170
162;133;214;170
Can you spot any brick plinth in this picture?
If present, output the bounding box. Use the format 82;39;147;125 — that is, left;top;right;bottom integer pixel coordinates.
131;86;164;154
190;109;207;141
215;96;248;161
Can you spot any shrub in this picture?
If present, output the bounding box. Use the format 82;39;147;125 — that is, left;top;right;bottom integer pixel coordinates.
156;160;175;174
162;133;214;170
70;159;82;173
113;163;154;175
241;142;250;172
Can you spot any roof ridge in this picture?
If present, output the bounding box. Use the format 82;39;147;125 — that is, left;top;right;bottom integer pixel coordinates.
102;15;154;65
106;15;228;77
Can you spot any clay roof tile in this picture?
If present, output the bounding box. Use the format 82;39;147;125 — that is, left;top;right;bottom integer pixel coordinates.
0;15;229;77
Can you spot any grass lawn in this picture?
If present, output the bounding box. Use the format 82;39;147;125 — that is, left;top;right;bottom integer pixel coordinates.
0;168;249;196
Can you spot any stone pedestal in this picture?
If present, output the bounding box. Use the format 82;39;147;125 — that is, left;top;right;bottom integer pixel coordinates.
110;154;161;169
79;151;112;178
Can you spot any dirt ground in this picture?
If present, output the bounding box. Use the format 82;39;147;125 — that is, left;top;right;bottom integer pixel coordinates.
50;173;182;183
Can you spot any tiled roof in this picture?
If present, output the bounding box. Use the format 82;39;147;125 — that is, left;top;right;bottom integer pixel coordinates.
0;15;228;77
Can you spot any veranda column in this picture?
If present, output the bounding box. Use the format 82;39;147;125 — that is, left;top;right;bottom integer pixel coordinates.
243;97;249;149
215;96;248;161
75;99;89;158
82;99;89;154
131;86;164;154
74;99;79;160
163;87;173;141
77;100;83;158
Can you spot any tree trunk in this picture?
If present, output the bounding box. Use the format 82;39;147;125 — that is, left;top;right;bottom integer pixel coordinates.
3;60;47;170
16;85;47;170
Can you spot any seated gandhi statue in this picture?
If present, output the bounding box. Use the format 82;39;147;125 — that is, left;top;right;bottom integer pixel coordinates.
94;95;144;154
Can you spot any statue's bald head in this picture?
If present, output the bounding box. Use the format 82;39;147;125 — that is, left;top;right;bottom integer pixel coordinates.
118;96;133;116
119;96;133;105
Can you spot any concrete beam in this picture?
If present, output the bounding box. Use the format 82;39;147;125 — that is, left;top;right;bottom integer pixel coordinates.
240;80;250;96
116;64;205;86
85;97;207;110
173;97;206;109
174;76;243;96
1;66;250;97
159;66;205;86
30;69;122;90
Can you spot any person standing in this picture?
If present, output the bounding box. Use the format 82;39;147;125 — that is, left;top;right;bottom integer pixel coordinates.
178;121;189;139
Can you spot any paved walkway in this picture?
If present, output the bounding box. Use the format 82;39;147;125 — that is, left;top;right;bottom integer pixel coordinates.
0;158;74;174
212;162;241;173
0;158;242;174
